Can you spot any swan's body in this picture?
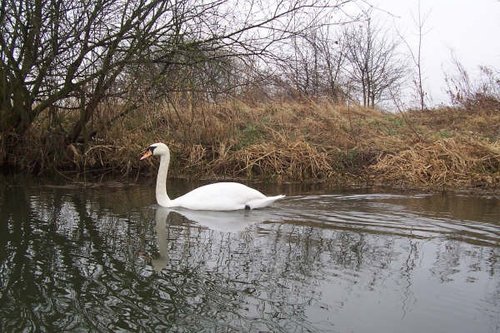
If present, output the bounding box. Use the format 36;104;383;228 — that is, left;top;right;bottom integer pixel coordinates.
141;143;284;211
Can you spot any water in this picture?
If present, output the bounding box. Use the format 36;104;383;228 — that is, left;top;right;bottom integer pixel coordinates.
0;176;499;333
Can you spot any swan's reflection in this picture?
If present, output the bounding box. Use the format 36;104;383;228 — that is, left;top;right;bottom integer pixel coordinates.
152;207;282;271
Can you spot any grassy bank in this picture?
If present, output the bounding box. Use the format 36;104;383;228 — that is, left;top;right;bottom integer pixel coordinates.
6;99;500;191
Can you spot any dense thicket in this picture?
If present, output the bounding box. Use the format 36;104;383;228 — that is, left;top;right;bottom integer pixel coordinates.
0;0;350;164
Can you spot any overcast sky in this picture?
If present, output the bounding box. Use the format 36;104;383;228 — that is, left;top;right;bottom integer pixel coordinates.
371;0;500;105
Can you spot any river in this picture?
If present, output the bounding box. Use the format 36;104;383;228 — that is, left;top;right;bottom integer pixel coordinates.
0;175;498;332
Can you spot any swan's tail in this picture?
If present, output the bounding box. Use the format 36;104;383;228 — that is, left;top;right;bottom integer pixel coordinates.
246;195;285;209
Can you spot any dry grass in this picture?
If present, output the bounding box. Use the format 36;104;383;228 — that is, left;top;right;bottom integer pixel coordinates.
6;97;500;191
370;138;500;188
209;134;336;182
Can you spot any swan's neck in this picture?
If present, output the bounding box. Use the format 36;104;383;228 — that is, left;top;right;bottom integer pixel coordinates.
156;154;171;207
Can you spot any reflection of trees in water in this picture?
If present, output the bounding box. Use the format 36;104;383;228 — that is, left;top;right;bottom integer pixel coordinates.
0;185;157;332
428;240;500;331
431;240;499;283
150;213;325;331
0;183;498;332
399;238;420;318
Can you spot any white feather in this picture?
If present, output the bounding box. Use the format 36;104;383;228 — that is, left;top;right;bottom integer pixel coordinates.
142;143;285;211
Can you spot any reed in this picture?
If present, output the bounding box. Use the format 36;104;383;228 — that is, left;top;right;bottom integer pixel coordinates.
370;138;499;188
4;97;499;191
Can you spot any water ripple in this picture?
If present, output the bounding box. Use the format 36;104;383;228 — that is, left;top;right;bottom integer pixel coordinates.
277;194;500;246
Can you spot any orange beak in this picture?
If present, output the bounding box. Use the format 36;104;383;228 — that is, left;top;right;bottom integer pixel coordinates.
140;150;153;160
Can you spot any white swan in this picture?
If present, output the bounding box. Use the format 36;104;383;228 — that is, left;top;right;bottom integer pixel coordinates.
140;142;285;210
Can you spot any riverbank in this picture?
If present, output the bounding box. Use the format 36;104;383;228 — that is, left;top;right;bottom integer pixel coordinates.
2;99;499;192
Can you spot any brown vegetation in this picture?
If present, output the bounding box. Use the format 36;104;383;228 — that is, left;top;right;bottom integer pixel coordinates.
2;0;498;193
5;98;499;192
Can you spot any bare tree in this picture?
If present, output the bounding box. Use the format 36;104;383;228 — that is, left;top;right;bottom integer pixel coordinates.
412;1;427;110
343;16;406;108
0;0;355;164
0;0;176;146
273;27;348;101
398;0;430;111
317;28;349;103
444;55;500;107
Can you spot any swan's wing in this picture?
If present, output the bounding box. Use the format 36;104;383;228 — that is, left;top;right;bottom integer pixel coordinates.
246;195;286;209
171;182;271;210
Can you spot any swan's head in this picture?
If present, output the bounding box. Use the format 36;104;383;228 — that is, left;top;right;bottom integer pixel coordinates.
140;142;170;160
